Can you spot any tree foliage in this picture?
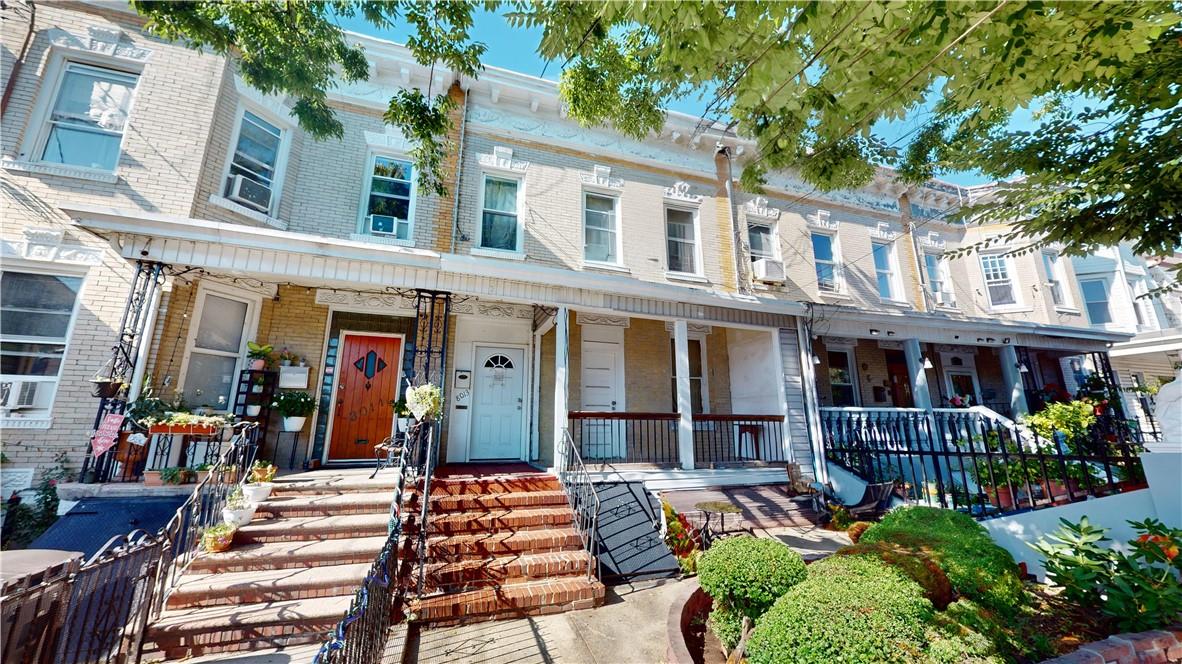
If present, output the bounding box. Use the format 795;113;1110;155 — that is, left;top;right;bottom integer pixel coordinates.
129;1;1180;264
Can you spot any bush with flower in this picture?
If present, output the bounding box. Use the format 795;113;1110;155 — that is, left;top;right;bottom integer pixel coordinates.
405;383;442;421
272;391;316;417
661;499;701;574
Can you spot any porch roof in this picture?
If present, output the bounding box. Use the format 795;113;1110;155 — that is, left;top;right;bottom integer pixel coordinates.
64;204;804;328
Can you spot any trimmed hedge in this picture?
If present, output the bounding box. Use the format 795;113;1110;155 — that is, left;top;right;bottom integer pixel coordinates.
697;536;806;621
707;605;744;652
859;507;1024;611
835;541;954;609
746;555;933;664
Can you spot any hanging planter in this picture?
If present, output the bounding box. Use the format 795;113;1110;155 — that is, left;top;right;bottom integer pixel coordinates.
90;379;127;399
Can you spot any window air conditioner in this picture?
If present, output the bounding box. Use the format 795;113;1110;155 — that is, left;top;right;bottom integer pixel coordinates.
226;174;272;213
933;291;955;307
752;258;786;283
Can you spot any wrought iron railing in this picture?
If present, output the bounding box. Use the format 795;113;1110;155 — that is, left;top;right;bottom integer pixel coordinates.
692;413;786;464
558;428;601;582
819;406;1145;519
567;411;680;465
313;423;428;664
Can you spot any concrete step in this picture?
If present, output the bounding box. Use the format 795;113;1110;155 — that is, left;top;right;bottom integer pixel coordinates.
256;491;393;517
416;490;570;512
424;474;561;496
236;513;390;544
424;550;591;592
410;577;605;625
166;563;370;608
147;595;351;659
189;536;389;574
415;528;584;562
270;474;402;496
413;507;573;536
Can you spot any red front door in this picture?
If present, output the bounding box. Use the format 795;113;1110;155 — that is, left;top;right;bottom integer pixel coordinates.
329;333;401;461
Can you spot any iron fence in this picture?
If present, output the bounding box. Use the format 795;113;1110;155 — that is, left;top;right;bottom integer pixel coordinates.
558;428;601;582
692;414;786;465
567;411;680;465
820;406;1145;519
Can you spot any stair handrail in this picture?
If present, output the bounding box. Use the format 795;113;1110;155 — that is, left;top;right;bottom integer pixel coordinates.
559;427;602;582
313;422;428;664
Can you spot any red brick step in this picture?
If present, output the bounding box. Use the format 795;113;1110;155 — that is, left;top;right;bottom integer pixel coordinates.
423;550;591;592
410;577;605;625
413;527;584;562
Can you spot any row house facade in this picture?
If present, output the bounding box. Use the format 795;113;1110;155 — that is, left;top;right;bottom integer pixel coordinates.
1;2;1166;491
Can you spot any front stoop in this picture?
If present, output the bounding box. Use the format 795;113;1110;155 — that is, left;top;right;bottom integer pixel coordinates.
406;471;605;627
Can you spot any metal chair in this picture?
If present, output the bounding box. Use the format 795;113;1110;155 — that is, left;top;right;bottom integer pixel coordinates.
371;434;403;479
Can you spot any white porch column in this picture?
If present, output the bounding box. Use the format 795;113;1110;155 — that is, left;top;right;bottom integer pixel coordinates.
673;320;695;470
552;307;569;466
903;338;934;410
796;320;828;484
998;344;1030;418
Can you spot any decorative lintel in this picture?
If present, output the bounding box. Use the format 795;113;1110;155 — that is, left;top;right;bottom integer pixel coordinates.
663;181;703;205
743;196;780;220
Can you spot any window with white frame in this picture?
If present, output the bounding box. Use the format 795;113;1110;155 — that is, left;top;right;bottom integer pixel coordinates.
1080;279;1112;325
1128;278;1154;329
871;241;898;300
811;232;841;293
669;337;707;413
0;271;83;419
223;110;284;214
363;155;415;240
979;254;1017;307
924;252;954;306
38;63;139;171
665;207;699;274
181;291;254;411
1041;251;1069;307
583;192;619;264
827;349;858;406
748;222;775;260
479;175;521;252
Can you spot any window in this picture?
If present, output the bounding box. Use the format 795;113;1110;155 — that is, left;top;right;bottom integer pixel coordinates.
182;291;254;411
1080;279;1112;325
872;241;896;300
979;254;1017;307
364;156;414;240
224;110;283;213
0;271;83;418
924;253;954;306
39;63;138;171
583;192;619;264
748;223;775;260
1042;251;1068;306
670;338;706;413
665;207;699;274
827;350;858;406
1128;279;1153;328
811;233;841;293
479;175;520;252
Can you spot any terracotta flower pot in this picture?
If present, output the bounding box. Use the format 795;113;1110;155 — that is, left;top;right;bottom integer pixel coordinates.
149;424;218;436
250;359;266;370
143;470;163;487
202;530;234;553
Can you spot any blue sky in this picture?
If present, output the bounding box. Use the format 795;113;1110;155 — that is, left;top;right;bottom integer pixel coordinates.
339;8;1000;186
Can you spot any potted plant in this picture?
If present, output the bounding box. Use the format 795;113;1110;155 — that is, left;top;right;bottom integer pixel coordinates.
247;341;273;370
391;398;414;433
159;466;185;485
250;374;266;394
146;412;229;436
126;388;170;428
406;383;443;422
278;348;299;367
243;460;277;502
201;523;236;553
89;375;127;399
245;404;263;417
222;487;256;526
194;463;213;483
143;468;163;486
272;391;316;432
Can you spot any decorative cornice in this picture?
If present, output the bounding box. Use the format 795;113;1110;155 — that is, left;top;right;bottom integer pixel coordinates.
478;146;529;173
580;165;623;191
664;181;703;205
363;129;413;153
870;222;899;241
449;300;534;319
0;228;103;266
47;26;152;61
315;289;416;314
576;312;630;327
664;321;713;335
743;196;780;220
935;344;978;354
807;209;838;231
919;231;946;250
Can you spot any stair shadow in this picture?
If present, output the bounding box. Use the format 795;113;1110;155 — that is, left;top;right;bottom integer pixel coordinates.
411;616;558;664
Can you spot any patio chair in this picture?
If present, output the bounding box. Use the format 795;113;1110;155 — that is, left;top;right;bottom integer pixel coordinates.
785;463;812;496
371;434;403;479
845;482;896;520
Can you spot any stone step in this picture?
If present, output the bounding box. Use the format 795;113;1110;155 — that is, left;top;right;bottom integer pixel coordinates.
411;507;573;536
424;474;561;496
236;513;391;544
270;476;401;496
414;528;584;562
410;577;605;625
414;489;570;512
188;536;389;574
423;550;591;593
256;491;393;517
166;563;370;608
147;595;351;659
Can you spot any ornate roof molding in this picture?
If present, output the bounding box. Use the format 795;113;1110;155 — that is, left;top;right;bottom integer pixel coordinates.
580;165;623;191
47;26;152;62
807;209;838;231
919;231;946;250
576;312;630;327
664;181;703;205
743;196;780;220
478;146;529;173
1;228;103;266
870;222;899;241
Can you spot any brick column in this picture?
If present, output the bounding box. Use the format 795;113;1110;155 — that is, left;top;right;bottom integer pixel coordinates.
673;320;695;470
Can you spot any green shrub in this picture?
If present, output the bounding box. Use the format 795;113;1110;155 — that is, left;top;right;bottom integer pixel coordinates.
835;541;954;609
746;555;932;664
707;604;744;652
860;507;1024;611
697;536;806;621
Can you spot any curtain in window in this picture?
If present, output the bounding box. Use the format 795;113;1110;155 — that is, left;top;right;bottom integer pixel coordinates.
481;178;518;250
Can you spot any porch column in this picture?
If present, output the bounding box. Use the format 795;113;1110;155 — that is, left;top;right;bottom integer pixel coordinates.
998;344;1030;418
552;307;569;465
673;320;696;470
903;338;934;410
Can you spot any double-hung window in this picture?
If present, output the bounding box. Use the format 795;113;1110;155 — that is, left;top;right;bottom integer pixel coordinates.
479;175;521;252
872;241;897;300
665;207;698;274
364;156;414;240
827;350;858;407
980;254;1017;307
583;192;619;264
224;110;283;214
182;291;254;411
1080;279;1112;325
0;271;83;419
748;223;775;261
670;338;707;413
39;63;139;171
924;253;954;306
1128;278;1153;329
811;232;840;293
1042;251;1068;306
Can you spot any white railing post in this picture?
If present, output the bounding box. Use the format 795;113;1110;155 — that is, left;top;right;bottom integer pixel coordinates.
552;307;569;466
673;320;695;470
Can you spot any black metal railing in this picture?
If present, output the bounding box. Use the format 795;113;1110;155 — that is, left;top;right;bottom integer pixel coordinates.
820;406;1145;519
313;423;428;664
567;411;680;465
558;428;601;582
692;414;786;465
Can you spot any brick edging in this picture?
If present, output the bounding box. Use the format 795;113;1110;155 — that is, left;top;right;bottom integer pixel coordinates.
1041;627;1182;664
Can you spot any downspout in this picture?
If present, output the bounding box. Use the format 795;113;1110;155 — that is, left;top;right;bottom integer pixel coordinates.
448;83;470;255
717;144;749;293
1;0;36;115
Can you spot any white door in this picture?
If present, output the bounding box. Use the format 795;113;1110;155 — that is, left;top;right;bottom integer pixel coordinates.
470;346;526;460
580;327;626;460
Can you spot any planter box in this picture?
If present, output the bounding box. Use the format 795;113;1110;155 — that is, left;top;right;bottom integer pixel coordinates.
143;470;163;487
149;424;218;436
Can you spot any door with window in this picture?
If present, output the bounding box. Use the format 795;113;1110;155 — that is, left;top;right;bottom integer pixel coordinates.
827;350;858;406
884;350;914;407
580;328;625;460
470;346;525;460
329;333;402;461
182;291;255;411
